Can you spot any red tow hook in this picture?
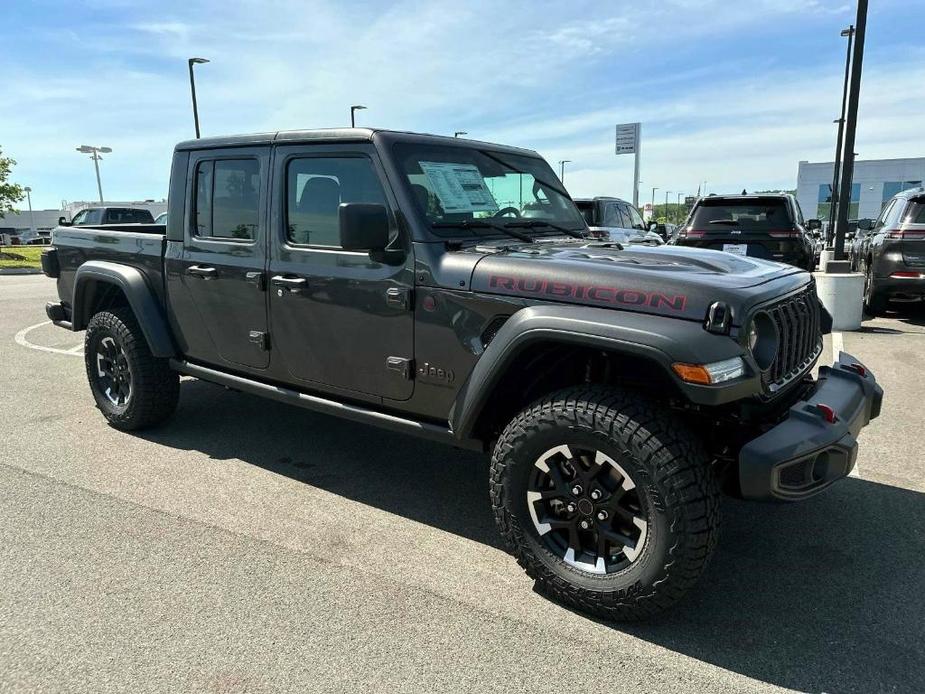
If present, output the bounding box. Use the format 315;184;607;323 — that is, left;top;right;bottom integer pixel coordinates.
815;403;837;423
847;362;867;377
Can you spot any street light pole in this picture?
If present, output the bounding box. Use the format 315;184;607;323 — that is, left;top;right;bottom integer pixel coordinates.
833;0;867;261
559;160;571;183
664;190;671;223
188;57;209;139
677;192;684;224
828;25;855;244
76;145;112;203
350;105;367;128
24;187;35;233
651;187;658;220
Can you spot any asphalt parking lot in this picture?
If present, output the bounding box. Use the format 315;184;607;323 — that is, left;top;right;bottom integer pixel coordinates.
1;274;923;694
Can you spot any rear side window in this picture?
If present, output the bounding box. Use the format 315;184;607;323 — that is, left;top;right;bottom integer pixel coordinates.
106;208;154;224
575;201;595;226
602;202;628;228
192;159;260;240
903;200;925;224
286;156;388;247
690;198;792;230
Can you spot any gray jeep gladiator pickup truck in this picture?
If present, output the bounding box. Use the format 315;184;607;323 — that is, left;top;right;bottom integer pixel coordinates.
42;128;882;620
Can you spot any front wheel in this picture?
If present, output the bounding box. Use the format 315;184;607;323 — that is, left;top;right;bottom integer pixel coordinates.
84;307;179;430
490;386;720;621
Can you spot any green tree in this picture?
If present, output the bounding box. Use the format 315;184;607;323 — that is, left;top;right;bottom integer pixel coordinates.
0;147;25;218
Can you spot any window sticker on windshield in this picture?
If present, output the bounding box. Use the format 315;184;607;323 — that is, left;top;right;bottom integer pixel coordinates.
419;161;499;214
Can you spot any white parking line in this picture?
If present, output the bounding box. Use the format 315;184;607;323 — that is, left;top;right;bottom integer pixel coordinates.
14;320;84;357
832;331;845;361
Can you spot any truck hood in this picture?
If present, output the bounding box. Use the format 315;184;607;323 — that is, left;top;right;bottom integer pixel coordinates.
468;240;808;324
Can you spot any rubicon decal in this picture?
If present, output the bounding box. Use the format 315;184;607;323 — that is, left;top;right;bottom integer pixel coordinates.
488;275;687;312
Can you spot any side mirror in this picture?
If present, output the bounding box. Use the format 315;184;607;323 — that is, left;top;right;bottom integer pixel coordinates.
339;203;390;252
806;218;822;231
647;220;658;231
58;216;71;226
856;218;875;231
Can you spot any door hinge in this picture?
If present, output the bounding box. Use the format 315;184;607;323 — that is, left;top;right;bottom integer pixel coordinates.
385;287;413;311
386;356;413;379
249;331;269;351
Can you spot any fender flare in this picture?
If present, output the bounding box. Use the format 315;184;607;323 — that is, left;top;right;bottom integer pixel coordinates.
449;304;756;441
71;261;176;357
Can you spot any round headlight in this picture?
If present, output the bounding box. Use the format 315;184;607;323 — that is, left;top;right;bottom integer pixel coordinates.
748;312;778;371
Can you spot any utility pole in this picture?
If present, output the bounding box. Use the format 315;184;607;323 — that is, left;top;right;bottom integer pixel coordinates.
828;25;855;244
833;0;867;261
188;57;209;139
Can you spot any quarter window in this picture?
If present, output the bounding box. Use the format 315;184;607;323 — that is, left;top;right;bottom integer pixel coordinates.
192;159;259;240
286;156;388;247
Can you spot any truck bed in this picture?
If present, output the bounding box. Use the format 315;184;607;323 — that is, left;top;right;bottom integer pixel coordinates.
51;224;168;314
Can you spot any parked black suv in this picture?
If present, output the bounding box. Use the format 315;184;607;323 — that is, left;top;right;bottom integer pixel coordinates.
42;129;881;620
672;194;819;270
855;187;925;314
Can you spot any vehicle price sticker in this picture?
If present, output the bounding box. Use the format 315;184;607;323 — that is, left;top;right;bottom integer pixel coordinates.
419;161;499;214
722;243;748;256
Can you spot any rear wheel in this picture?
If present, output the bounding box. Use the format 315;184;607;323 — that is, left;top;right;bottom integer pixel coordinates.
84;307;179;430
863;260;887;316
490;386;720;621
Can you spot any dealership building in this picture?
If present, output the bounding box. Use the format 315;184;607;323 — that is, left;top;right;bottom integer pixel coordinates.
796;157;924;223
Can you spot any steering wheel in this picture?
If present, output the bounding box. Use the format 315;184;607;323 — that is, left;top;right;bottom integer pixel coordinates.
493;207;521;218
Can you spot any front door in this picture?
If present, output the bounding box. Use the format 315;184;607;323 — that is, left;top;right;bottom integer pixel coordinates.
266;144;414;401
165;147;270;371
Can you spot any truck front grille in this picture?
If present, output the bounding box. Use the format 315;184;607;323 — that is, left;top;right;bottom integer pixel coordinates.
763;284;823;392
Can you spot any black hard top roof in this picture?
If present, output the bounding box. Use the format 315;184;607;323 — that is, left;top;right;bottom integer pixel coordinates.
174;128;540;158
572;196;631;204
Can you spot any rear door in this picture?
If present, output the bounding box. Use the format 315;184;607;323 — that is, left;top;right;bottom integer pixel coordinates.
899;198;925;266
165;147;270;370
266;143;415;401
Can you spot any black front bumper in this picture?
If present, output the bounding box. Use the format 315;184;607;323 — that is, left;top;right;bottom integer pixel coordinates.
739;351;883;501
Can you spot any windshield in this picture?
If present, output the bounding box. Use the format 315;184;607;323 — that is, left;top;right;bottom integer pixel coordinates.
690;197;793;231
393;143;586;237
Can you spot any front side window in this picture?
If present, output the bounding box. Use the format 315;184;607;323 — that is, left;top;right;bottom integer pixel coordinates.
286;156;388;247
623;203;645;230
393;143;585;237
71;210;88;225
601;203;627;228
192;159;259;240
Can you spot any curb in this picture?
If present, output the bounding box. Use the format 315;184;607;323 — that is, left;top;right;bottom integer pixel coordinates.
0;268;43;275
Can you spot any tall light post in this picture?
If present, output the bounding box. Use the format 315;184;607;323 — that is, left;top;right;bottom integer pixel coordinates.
650;187;658;221
828;25;855;244
677;192;684;224
188;57;209;139
23;186;35;234
350;105;367;128
664;190;672;223
454;131;468;138
76;145;111;203
833;0;867;261
559;160;571;183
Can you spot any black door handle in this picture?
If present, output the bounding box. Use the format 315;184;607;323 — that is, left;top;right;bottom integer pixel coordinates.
187;265;217;279
271;275;308;293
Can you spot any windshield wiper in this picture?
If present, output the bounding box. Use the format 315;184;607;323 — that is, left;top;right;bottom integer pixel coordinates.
431;219;534;243
506;219;587;239
708;219;740;225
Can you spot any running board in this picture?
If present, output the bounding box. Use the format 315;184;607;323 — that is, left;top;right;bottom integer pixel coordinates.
169;360;482;451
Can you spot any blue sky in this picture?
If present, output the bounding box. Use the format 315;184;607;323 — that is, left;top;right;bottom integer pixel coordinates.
1;0;923;210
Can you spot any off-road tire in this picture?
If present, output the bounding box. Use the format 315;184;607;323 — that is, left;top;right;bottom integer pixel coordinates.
490;385;720;621
84;307;179;430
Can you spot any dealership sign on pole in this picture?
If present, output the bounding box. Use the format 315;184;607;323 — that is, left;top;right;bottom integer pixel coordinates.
615;122;641;208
